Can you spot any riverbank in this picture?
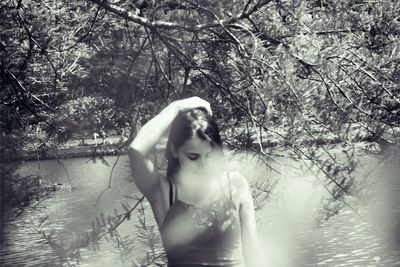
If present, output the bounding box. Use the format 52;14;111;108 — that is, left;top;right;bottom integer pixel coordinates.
1;136;126;163
7;143;125;162
1;135;170;163
1;133;380;163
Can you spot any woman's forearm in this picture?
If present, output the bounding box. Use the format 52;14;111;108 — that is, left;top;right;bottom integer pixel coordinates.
129;103;179;156
128;97;211;156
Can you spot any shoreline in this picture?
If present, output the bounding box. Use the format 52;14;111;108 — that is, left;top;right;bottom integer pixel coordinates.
1;136;381;163
2;143;127;163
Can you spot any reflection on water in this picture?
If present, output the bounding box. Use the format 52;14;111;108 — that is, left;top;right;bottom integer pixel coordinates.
1;155;141;266
1;153;400;266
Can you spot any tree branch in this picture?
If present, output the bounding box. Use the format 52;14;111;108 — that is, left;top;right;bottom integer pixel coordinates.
88;0;272;32
60;7;102;52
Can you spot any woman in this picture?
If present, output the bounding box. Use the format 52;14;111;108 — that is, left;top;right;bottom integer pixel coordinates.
128;97;259;267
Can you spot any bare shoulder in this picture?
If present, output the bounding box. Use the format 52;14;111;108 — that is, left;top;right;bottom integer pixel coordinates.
227;171;251;205
228;171;250;188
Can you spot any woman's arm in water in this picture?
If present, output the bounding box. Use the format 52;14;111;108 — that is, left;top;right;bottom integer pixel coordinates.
238;173;261;267
128;97;211;199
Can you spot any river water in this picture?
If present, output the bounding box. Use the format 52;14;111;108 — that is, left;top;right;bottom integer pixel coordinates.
1;151;399;266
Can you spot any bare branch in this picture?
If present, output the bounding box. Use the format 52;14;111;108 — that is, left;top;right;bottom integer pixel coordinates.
88;0;273;32
4;68;55;111
60;7;102;52
145;29;179;98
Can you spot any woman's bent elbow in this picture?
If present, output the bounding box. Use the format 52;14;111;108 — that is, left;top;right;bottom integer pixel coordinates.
128;144;144;158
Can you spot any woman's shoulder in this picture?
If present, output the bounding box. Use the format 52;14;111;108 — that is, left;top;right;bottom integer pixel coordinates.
224;171;251;207
225;171;251;197
226;170;249;186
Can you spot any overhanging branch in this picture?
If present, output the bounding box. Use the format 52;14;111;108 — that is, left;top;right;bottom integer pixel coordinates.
88;0;272;31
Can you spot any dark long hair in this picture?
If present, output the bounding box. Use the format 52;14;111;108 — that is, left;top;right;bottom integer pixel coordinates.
165;107;223;180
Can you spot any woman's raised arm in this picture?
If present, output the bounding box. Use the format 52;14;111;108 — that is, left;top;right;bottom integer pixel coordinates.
128;103;179;199
127;97;211;199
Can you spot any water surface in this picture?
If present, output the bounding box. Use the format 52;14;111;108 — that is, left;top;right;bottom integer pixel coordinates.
1;152;399;266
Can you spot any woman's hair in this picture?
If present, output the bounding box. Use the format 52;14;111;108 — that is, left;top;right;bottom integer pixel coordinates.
165;107;223;179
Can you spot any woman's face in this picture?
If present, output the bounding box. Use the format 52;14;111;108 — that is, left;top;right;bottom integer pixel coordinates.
174;136;223;177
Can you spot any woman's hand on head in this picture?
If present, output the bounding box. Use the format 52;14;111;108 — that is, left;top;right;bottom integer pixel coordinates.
172;97;212;115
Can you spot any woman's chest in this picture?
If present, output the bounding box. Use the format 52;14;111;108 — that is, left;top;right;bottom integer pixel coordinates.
160;200;241;251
